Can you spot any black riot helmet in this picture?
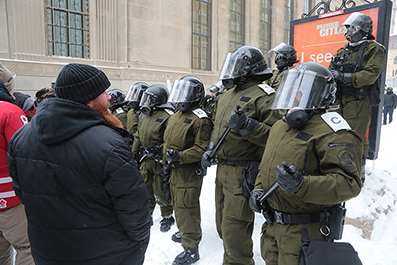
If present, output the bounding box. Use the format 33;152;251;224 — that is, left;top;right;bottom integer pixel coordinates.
272;62;337;130
139;84;171;115
218;46;273;89
272;62;337;111
337;12;375;43
108;89;126;108
267;42;299;70
125;82;149;110
168;76;205;112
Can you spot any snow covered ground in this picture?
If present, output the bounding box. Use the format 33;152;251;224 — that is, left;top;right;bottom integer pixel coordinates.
144;117;397;265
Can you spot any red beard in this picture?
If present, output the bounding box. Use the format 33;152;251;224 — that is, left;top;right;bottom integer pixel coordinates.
91;101;123;129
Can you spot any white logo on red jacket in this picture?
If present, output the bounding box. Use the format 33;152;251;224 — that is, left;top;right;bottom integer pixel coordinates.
0;199;7;209
20;115;28;125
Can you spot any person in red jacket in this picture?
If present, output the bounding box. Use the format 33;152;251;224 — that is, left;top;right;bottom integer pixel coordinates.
0;62;33;265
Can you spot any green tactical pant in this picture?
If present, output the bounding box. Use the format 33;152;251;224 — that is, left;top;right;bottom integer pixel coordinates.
261;222;329;265
335;94;371;158
170;167;203;252
140;159;173;217
215;163;255;265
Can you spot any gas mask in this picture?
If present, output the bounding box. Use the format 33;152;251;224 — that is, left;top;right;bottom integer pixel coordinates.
275;54;288;70
345;26;365;43
285;107;309;130
177;102;191;112
222;76;246;89
140;105;151;115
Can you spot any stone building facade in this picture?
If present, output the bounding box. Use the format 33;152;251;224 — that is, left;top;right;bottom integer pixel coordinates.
0;0;387;95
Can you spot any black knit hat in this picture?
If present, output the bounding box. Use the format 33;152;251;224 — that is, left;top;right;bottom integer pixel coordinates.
55;63;111;104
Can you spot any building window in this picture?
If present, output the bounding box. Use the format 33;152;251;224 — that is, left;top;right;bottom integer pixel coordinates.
304;0;314;14
260;0;272;55
394;56;397;64
284;0;293;44
46;0;89;58
230;0;245;52
192;0;212;70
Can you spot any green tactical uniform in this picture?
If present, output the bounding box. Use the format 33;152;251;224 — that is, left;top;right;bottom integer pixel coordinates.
111;106;128;129
265;68;288;89
126;108;139;135
329;41;386;158
211;81;280;265
132;109;173;217
163;107;213;253
254;113;362;265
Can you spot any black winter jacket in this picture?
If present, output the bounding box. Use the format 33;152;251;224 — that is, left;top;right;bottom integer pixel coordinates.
7;98;151;265
384;91;397;108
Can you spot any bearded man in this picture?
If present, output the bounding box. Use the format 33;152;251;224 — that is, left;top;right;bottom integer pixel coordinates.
7;63;151;265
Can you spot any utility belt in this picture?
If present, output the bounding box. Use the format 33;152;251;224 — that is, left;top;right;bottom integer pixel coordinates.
266;203;346;240
171;161;206;177
217;158;251;166
272;209;321;225
172;161;199;168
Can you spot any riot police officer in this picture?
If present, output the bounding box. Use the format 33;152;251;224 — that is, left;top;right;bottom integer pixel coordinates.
125;82;149;135
250;62;363;265
108;89;128;129
131;84;175;232
201;45;280;265
329;12;386;183
202;81;225;119
266;42;299;89
163;76;213;265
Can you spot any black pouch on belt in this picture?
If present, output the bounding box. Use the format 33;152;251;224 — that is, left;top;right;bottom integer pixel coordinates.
241;161;260;198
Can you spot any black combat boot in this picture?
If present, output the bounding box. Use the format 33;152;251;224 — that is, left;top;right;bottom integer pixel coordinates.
160;215;174;232
172;231;183;243
172;249;199;265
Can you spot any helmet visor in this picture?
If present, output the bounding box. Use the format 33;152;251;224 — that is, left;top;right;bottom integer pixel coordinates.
338;12;369;33
337;24;360;36
272;69;329;110
168;79;198;104
125;85;143;102
218;52;249;80
267;42;288;61
139;91;156;107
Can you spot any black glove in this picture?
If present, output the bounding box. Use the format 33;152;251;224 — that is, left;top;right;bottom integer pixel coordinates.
330;69;342;82
201;150;215;168
249;189;264;213
160;165;171;201
227;109;259;137
166;149;180;163
227;109;248;129
276;161;303;193
331;70;352;86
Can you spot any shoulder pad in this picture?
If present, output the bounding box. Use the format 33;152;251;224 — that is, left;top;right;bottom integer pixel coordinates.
164;108;174;116
321;112;351;132
116;107;125;114
369;40;386;50
258;84;276;95
192;108;208;119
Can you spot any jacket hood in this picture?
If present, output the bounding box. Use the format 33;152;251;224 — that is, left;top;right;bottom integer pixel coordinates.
30;98;106;145
0;83;15;103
